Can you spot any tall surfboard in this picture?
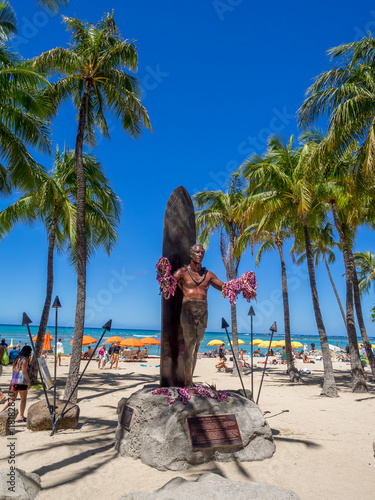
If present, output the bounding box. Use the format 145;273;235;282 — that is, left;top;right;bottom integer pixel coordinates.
160;186;196;387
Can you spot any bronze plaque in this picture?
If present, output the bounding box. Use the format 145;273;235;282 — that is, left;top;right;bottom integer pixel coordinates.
187;414;243;450
120;405;134;431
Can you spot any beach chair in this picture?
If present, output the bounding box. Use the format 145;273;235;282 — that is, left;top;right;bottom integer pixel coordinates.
122;350;133;362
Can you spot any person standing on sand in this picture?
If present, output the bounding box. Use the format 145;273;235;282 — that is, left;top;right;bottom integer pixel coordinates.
0;345;7;402
97;344;106;370
110;342;120;369
56;339;64;366
0;346;32;422
173;244;225;387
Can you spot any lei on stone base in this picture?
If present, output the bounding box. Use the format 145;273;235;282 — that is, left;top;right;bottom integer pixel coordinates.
152;385;232;405
222;271;257;306
156;257;177;299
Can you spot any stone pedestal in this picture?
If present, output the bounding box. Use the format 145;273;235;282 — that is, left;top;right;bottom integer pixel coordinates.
0;408;19;436
115;385;275;471
26;399;79;432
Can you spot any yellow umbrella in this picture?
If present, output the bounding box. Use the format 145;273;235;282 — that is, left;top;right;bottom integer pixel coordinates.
291;341;303;348
371;344;375;349
257;341;270;348
207;339;225;346
250;339;264;345
228;339;245;345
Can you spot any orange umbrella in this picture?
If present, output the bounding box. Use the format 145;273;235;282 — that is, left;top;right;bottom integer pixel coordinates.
32;331;53;342
120;338;145;348
141;337;161;345
70;335;97;346
42;335;52;351
104;336;123;344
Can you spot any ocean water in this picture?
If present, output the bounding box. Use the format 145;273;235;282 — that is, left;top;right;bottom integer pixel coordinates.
1;324;373;356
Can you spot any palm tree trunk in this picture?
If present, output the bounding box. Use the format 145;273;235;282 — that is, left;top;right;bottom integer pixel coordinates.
322;254;346;328
29;217;57;384
277;240;299;382
228;226;240;376
64;82;90;402
331;203;367;393
301;213;337;397
348;249;375;377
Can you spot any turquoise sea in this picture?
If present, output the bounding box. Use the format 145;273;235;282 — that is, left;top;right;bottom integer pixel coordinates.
1;324;374;356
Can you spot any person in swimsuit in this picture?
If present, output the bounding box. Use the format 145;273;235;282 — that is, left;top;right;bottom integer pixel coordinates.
0;345;32;422
97;344;107;369
173;244;224;387
110;342;120;369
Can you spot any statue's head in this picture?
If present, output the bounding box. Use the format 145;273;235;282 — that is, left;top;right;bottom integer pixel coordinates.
189;244;205;261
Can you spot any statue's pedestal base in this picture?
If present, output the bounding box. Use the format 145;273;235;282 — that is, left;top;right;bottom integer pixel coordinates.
115;384;275;471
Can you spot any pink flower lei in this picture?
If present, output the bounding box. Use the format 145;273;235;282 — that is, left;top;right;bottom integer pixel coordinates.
156;257;177;299
222;271;257;306
152;386;232;405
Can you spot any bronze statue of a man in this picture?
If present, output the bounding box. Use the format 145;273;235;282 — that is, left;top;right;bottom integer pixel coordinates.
173;244;224;386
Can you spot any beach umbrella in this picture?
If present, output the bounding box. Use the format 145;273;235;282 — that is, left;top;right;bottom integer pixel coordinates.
70;335;97;346
207;339;225;346
42;335;52;351
141;337;161;345
104;336;123;344
33;331;53;342
257;341;270;348
291;341;303;348
120;338;144;348
250;339;264;345
228;339;245;345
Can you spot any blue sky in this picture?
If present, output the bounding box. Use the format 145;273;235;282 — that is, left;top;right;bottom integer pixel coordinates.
1;0;374;336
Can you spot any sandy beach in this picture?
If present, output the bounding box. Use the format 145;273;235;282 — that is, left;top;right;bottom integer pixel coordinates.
0;355;374;500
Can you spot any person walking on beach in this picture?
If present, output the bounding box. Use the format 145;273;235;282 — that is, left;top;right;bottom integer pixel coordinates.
0;345;7;402
97;344;106;370
56;339;64;366
0;346;32;422
110;342;120;369
173;244;225;386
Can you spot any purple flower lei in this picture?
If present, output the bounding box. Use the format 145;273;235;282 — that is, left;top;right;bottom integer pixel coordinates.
222;271;257;306
152;386;232;405
156;257;177;299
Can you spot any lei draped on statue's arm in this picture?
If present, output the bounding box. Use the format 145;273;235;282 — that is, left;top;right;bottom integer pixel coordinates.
222;271;257;306
156;257;177;299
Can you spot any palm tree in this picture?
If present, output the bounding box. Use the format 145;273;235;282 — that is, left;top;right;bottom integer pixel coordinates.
242;135;338;397
237;223;300;383
0;148;121;383
305;133;374;385
353;251;375;295
294;221;346;328
0;2;50;196
0;1;16;41
298;35;375;174
32;13;151;401
36;1;68;13
194;170;247;375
